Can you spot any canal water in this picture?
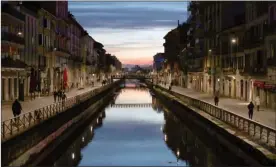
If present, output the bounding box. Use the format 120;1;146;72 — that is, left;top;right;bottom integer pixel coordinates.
38;82;256;166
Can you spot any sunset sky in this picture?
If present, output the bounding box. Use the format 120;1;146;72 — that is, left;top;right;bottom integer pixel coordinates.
69;2;188;65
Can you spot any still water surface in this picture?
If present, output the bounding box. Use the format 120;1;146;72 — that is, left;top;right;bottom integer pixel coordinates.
40;85;254;166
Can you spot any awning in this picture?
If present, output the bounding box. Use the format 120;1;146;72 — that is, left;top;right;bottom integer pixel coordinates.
253;81;265;88
264;83;276;89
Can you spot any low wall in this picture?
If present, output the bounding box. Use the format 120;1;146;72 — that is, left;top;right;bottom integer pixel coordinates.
2;80;122;166
152;87;276;166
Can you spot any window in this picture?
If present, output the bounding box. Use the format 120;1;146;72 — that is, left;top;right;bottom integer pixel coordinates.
43;18;47;28
270;6;274;23
2;25;8;32
38;34;43;45
271;43;275;58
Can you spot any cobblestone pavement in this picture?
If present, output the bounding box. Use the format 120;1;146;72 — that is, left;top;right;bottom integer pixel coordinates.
159;84;276;129
1;83;101;121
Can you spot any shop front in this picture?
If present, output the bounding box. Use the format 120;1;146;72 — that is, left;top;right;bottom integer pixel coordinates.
264;83;276;109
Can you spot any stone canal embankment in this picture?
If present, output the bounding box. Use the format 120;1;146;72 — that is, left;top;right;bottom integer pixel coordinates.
2;80;122;166
151;84;276;166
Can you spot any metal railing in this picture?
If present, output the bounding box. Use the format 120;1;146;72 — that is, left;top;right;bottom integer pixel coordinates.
111;74;153;79
1;81;121;141
155;85;276;149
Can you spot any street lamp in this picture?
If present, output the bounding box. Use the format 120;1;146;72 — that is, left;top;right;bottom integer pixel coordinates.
231;38;236;44
17;32;22;36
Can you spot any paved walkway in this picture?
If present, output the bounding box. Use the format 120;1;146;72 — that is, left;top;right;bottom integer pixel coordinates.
1;83;102;121
160;84;276;129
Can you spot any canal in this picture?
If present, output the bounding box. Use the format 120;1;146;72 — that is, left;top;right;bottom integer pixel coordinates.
37;82;257;166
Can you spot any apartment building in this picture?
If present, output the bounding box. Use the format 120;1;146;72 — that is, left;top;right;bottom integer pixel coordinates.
186;2;205;91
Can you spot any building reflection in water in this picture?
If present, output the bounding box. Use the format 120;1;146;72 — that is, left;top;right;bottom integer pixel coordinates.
152;97;163;113
51;111;106;167
162;107;253;167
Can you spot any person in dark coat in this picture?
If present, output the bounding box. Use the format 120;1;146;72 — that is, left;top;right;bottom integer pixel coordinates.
169;82;172;91
214;95;219;106
53;87;58;103
61;91;67;107
58;89;62;102
12;99;22;125
248;101;255;119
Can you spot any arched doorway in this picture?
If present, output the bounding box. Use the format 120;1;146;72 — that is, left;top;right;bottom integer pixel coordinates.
245;81;248;101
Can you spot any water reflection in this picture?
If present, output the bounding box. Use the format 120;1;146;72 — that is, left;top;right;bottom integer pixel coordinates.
49;111;106;167
39;84;254;166
152;97;163;113
162;107;254;167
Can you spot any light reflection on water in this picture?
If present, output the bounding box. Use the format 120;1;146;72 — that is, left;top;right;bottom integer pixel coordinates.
77;86;186;166
39;84;254;167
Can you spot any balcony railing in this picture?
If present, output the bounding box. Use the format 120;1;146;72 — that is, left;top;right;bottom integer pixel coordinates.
2;32;25;45
249;66;267;76
2;4;25;22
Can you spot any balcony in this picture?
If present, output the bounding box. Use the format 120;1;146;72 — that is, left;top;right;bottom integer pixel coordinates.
249;66;267;76
222;67;236;75
244;36;264;49
2;32;25;46
1;56;27;69
2;4;25;22
188;67;204;73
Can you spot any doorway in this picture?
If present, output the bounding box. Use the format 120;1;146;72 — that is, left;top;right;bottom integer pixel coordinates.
245;81;248;101
240;80;244;99
19;78;25;101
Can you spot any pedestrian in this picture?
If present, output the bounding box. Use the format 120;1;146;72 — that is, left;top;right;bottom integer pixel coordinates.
62;91;67;107
248;101;254;119
255;96;260;111
12;99;22;125
214;95;219;106
53;87;57;103
169;82;172;91
58;89;62;102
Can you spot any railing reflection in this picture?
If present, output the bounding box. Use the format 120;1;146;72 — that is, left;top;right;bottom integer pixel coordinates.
152;97;163;113
49;111;106;167
161;107;254;166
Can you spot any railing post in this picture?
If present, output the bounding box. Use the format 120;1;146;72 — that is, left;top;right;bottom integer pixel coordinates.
260;128;263;139
266;131;269;143
2;123;5;139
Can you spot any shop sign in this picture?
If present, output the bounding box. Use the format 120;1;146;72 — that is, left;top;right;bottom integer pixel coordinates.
253;81;265;88
264;83;276;90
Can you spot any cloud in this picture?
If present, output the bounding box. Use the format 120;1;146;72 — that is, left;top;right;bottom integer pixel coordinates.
68;2;188;65
69;2;188;29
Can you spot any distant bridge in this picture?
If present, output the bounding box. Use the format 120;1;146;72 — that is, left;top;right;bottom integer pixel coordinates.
111;74;153;80
110;103;152;108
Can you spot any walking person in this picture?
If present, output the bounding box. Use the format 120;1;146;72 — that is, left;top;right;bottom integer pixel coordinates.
58;89;62;102
255;96;260;111
169;82;172;91
248;101;255;120
12;99;22;125
53;87;57;103
62;91;67;108
214;95;219;106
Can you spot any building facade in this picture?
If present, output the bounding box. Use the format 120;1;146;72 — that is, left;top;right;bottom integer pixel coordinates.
1;3;26;102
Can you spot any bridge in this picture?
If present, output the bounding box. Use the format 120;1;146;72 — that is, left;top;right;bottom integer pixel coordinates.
111;74;153;80
110;103;152;108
